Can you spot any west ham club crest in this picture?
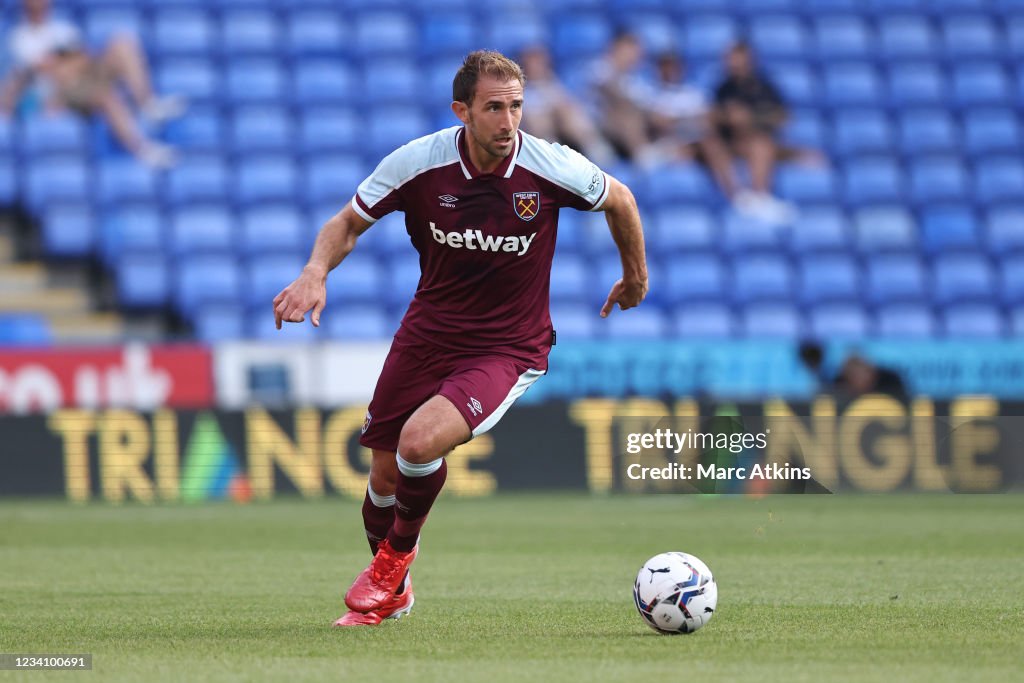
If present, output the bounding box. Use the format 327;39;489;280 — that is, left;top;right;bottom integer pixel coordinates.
513;191;540;222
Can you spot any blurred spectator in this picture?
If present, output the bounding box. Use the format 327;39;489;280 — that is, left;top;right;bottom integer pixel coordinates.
589;31;658;165
640;52;740;200
1;0;183;167
798;340;831;390
835;354;908;401
714;42;795;223
520;45;615;166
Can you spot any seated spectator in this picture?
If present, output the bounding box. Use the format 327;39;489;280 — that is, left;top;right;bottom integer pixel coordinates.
714;42;796;223
589;30;659;165
0;0;184;167
520;45;614;166
835;354;908;402
640;52;740;200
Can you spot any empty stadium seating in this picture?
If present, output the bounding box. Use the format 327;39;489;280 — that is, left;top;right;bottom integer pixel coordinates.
2;0;1021;342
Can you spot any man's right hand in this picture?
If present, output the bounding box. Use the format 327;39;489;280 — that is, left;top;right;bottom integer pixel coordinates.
273;265;327;329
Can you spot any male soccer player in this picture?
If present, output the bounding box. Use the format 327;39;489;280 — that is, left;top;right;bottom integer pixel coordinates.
272;51;648;627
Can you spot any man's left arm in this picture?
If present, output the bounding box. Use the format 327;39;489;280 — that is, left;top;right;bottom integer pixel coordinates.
597;175;648;318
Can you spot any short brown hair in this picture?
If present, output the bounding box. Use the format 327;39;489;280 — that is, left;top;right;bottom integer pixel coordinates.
452;50;526;105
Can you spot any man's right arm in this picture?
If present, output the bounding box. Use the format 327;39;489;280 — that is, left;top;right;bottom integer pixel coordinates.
273;202;373;329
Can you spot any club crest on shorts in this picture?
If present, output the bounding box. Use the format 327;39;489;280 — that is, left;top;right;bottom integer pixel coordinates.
361;411;372;434
513;191;540;222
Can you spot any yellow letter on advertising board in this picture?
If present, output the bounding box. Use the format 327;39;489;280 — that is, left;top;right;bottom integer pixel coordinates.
153;410;180;501
764;397;838;489
246;408;323;499
950;397;1001;492
48;410;95;503
447;435;496;496
99;410;155;503
839;396;911;492
322;407;372;498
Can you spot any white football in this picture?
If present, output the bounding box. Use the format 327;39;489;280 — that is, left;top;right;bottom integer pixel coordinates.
633;552;718;634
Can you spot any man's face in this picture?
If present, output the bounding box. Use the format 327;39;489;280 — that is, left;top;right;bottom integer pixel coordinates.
24;0;50;21
459;75;524;161
726;48;753;78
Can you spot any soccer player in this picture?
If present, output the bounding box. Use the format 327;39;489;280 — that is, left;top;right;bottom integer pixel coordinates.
272;51;648;627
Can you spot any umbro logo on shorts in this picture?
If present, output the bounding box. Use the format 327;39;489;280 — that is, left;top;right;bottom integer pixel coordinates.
467;397;482;417
429;222;537;256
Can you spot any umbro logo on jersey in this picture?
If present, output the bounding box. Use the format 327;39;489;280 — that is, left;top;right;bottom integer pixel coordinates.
467;397;482;416
430;222;537;256
438;194;459;207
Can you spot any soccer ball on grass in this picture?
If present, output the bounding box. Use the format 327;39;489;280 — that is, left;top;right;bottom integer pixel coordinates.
633;552;718;634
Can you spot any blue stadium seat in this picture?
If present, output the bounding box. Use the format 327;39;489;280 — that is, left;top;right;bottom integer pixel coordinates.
798;254;860;304
750;16;808;59
166;156;229;204
383;252;421;308
877;16;936;60
832;109;892;156
876;303;936;338
240;205;305;256
932;253;996;305
776;164;839;203
549;303;597;340
942;15;1001;58
974;157;1024;204
887;63;946;107
646;164;715;205
552;15;612;60
550;255;590;303
304;155;365;206
963;109;1021;155
221;10;279;55
286;11;346;57
298;108;360;155
920;206;980;254
231;106;293;153
152;10;214;55
421;15;476;57
42;204;94;258
801;0;862;13
226;60;286;103
824;63;883;106
84;8;143;47
952;63;1011;107
789;206;850;253
366;107;431;159
866;254;929;305
193;304;246;343
0;119;11;156
738;0;798;14
99;204;164;266
1013;308;1024;336
483;14;548;55
782;109;828;148
20;114;88;156
324;253;383;304
292;61;356;106
809;304;870;339
245;253;306;310
604;308;668;339
0;315;52;346
813;15;871;60
157;59;219;103
1000;255;1024;305
664;254;726;303
619;13;676;54
683;15;738;61
96;158;158;205
740;303;804;338
325;306;392;340
722;211;787;251
942;304;1005;337
235;155;298;205
766;63;817;107
175;254;243;316
170;206;236;255
163;107;224;151
0;163;14;205
25;157;90;208
649;206;715;251
117;252;170;308
363;60;419;105
908;157;970;204
354;12;417;56
844;158;904;205
853;206;917;252
898;109;959;156
731;254;794;305
1010;16;1024;56
987;206;1024;253
672;304;735;338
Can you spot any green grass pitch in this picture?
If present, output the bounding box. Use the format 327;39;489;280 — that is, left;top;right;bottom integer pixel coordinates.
1;494;1022;682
